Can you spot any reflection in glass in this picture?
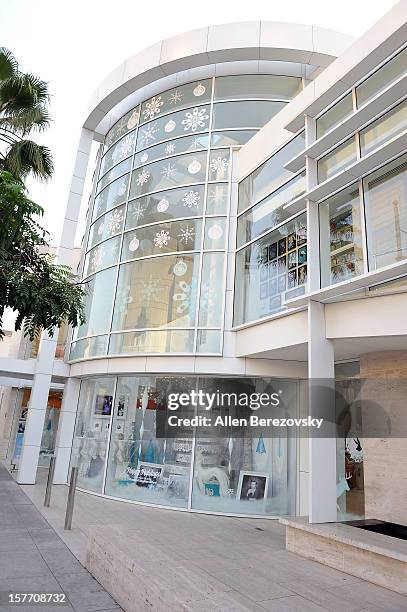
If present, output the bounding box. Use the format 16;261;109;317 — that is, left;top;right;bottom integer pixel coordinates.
104;107;140;149
360;102;407;157
140;79;212;123
136;106;210;151
212;100;286;130
198;253;225;327
209;149;230;182
77;268;117;337
204;218;226;250
356;48;407;108
121;219;202;260
206;184;229;215
133;134;208;168
98;158;132;192
196;329;221;353
316;93;353;139
109;330;195;354
214;74;302;100
93;175;129;221
100;132;136;176
84;236;121;276
89;204;125;248
317;138;357;183
211;130;256;147
69;336;108;361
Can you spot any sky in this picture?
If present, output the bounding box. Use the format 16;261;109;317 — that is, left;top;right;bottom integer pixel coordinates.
0;0;400;248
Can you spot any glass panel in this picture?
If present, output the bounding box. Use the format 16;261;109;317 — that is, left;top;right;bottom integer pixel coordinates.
316;93;354;139
212;100;286;130
209;149;230;182
238;133;305;212
69;335;108;361
104;107;140;149
70;377;115;493
84;235;120;276
126;185;205;230
234;214;307;326
89;204;125;248
214;74;302;100
317;137;357;183
360;102;407;157
93;174;129;221
198;253;225;327
100;131;136;176
211;130;257;147
112;254;200;331
105;376;194;507
137;106;211;151
109;330;194;354
97;158;132;192
206;183;229;215
134;134;209;168
129;151;207;199
39;395;61;467
121;219;202;260
356;48;407;108
364;154;407;270
319;184;364;286
204;218;226;250
77;268;117;337
237;173;306;248
140;79;212;124
196;329;221;353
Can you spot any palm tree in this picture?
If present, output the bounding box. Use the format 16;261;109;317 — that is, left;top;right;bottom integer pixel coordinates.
0;47;53;180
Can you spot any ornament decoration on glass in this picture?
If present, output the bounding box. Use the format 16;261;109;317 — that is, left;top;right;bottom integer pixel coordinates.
140;152;149;164
173;259;188;276
188;159;201;175
164;119;176;133
193;83;206;97
143;96;163;120
182;107;209;132
127;109;139;130
157;198;170;213
128;237;140;252
208;223;223;240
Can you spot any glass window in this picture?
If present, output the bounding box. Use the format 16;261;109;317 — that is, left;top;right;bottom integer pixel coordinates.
136;106;211;151
121;219;202;261
206;184;229;215
100;132;136;177
70;377;115;493
125;185;205;230
209;150;230;182
104;107;140;150
196;329;221;353
211;130;257;148
237;173;306;248
319;185;364;286
89;204;125;248
234;214;307;326
97;158;132;192
69;336;108;361
76;268;117;337
356;48;407;108
316;93;354;139
93;174;129;221
317;138;357;183
84;236;121;277
133;134;208;168
364;154;407;270
238;133;305;212
140;80;212;124
198;253;225;327
360;102;407;157
109;330;195;354
212;100;286;130
214;74;302;100
204;218;226;250
129;151;208;199
112;254;200;331
105;376;193;507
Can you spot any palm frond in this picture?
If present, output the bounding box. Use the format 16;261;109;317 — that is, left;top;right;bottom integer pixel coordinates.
0;48;18;80
0;105;51;134
3;140;54;180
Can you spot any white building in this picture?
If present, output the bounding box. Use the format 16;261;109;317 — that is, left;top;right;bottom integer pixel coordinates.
1;1;406;527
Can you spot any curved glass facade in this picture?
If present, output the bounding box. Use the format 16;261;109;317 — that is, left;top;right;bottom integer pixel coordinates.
70;74;303;360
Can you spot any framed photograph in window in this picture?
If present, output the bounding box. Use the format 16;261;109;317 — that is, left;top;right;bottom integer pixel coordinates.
287;233;296;251
237;471;269;502
268;242;277;260
278;238;286;256
94;395;113;416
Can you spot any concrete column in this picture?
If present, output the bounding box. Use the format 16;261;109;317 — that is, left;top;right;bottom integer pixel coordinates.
308;300;337;523
53;377;80;484
17;128;93;484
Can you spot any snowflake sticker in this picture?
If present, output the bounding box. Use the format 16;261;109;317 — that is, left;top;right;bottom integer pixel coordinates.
169;90;183;105
154;229;170;248
182;107;209;132
165;142;176;155
210;156;229;177
130;201;146;222
143;96;163;120
112;134;134;163
182;190;200;209
136;169;151;186
141;276;161;302
161;162;176;179
139;124;159;147
178;224;195;245
90;245;105;271
106;209;124;234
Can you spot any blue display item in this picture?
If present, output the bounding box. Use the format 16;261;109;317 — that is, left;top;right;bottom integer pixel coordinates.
256;433;267;454
204;482;220;496
94;395;113;416
13;431;24;464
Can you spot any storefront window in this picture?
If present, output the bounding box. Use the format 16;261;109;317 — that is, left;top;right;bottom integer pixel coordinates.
76;268;117;338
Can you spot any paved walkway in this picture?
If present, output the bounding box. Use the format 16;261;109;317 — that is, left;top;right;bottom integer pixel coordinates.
0;465;121;612
14;469;407;612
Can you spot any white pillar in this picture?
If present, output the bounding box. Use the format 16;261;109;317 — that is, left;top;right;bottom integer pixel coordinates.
308;300;337;523
53;377;80;484
17;128;93;484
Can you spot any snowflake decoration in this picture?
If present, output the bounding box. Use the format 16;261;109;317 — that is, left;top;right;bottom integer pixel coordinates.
136;169;151;186
112;134;134;163
106;209;123;234
182;190;200;209
178;224;195;245
161;162;176;179
143;96;163;120
182;107;209;132
141;277;161;302
130;201;146;222
165;142;176;155
208;185;227;205
139;124;159;147
90;245;105;271
154;229;170;248
169;90;183;105
115;117;127;137
210;156;229;176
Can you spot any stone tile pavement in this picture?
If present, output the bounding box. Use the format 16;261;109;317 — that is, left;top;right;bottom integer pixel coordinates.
8;467;407;612
0;465;121;612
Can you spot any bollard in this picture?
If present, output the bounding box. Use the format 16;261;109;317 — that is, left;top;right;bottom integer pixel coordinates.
44;455;56;507
64;466;78;530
